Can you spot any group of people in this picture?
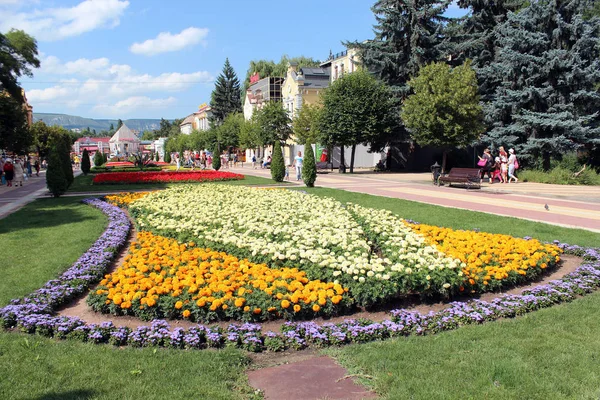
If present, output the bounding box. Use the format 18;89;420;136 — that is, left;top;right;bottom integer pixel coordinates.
0;156;41;187
478;146;519;184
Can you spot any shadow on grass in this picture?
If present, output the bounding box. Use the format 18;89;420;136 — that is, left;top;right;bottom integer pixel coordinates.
28;389;99;400
0;197;97;234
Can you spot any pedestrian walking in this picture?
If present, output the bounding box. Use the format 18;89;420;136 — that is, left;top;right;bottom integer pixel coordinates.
293;151;303;181
34;159;40;177
507;148;519;183
25;157;32;177
13;158;24;186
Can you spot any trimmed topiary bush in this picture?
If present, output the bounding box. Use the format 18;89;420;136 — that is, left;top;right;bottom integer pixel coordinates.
46;145;68;197
302;143;317;187
57;135;74;187
212;152;221;171
94;151;104;167
81;149;91;175
164;152;171;164
155;152;160;162
270;141;285;182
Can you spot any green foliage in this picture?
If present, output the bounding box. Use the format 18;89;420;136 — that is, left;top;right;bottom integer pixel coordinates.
519;167;600;186
45;145;68;197
155;152;160;162
346;0;450;97
402;61;484;171
482;0;600;168
210;58;242;124
239;118;261;150
0;94;31;153
302;143;317;187
164;151;171;164
0;29;40;102
241;55;320;96
55;134;74;186
292;103;321;145
212;151;221;171
270;140;285;182
319;70;399;171
80;149;91;175
93;151;104;167
254;101;292;146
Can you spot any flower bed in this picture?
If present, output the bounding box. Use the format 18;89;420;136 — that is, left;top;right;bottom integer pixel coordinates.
92;171;244;185
128;185;561;306
0;197;598;353
105;192;155;208
87;231;352;322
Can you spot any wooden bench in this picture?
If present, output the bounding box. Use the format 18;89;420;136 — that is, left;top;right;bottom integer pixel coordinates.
438;167;482;189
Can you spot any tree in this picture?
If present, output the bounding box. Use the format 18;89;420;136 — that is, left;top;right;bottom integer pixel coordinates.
0;29;40;102
45;145;68;197
346;0;451;98
56;134;74;186
254;101;292;146
116;119;123;130
155;152;160;162
212;150;221;170
402;61;484;171
93;150;104;167
241;55;320;96
302;143;317;187
319;70;400;173
293;103;321;145
0;95;31;153
483;0;600;168
239;118;261;150
164;151;171;164
270;140;285;182
210;58;242;124
109;123;114;133
218;112;243;150
81;149;91;175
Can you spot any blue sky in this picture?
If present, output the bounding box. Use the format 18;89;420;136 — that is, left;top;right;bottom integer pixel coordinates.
2;0;466;120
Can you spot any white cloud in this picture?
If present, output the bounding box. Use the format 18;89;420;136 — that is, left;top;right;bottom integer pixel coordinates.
0;0;129;41
26;54;213;117
130;27;209;56
94;96;177;117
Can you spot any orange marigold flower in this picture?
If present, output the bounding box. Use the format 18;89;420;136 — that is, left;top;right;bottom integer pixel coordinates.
182;309;191;318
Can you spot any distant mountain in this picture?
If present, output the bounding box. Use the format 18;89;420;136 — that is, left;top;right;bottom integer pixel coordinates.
33;113;165;133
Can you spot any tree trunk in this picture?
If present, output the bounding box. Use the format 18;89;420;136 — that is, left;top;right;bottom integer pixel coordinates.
442;150;448;173
350;144;356;173
339;145;346;173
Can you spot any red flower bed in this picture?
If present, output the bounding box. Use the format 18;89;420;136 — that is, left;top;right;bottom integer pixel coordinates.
93;170;244;184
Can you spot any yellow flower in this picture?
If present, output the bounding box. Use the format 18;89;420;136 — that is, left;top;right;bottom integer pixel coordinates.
182;309;191;318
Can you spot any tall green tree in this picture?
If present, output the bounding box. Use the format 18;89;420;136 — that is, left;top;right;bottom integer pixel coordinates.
210;58;242;124
346;0;451;98
483;0;600;168
253;101;292;146
239;118;261;150
402;61;484;171
0;95;31;153
292;103;322;145
302;143;317;187
270;140;285;182
81;149;91;175
116;119;123;130
45;145;68;197
0;29;40;102
319;70;399;173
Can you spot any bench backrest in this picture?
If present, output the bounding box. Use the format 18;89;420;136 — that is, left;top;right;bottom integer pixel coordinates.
446;168;481;177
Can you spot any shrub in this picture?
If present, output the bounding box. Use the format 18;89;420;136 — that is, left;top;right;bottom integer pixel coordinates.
81;149;91;175
46;146;68;197
164;152;171;164
271;141;285;182
520;166;600;185
212;152;221;171
302;143;317;187
57;135;74;187
155;152;160;162
93;151;104;167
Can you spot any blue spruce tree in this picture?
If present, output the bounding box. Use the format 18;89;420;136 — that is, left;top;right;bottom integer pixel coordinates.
482;0;600;168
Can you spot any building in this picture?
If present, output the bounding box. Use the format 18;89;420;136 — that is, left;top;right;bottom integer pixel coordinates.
109;124;140;156
320;48;360;83
281;62;330;120
180;103;212;134
72;137;111;156
243;74;284;120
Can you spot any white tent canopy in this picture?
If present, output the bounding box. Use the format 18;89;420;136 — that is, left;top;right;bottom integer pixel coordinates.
109;124;140;156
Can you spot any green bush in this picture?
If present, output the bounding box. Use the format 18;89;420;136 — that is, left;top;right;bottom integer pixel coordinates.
81;149;91;175
164;152;171;164
93;151;104;167
270;141;285;182
57;135;74;187
520;166;600;185
46;146;68;197
302;143;317;187
212;152;221;171
155;152;160;162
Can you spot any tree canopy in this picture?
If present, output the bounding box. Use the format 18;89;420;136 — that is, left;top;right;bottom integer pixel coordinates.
0;29;40;102
402;61;484;171
210;58;242;124
253;101;292;146
292;103;322;145
241;55;320;96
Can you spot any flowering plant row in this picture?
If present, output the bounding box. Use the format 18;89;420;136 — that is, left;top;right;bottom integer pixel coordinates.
92;171;244;185
104;192;155;208
127;185;561;306
0;196;598;352
87;231;352;322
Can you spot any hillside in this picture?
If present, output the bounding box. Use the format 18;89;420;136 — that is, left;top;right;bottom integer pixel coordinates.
33;113;165;132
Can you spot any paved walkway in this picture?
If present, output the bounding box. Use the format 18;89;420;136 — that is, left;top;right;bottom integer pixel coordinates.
228;165;600;233
0;171;49;219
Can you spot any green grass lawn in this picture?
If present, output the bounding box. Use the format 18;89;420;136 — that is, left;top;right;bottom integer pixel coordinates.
68;173;280;192
297;187;600;247
0;197;257;400
327;292;600;399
